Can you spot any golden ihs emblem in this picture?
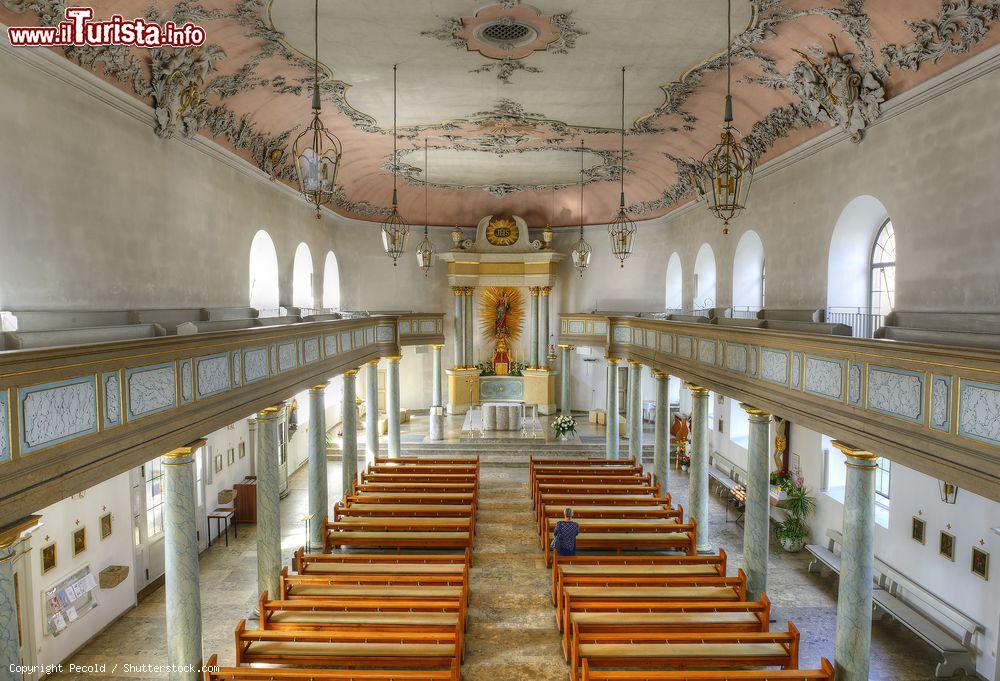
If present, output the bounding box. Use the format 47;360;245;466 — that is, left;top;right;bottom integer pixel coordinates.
485;216;519;246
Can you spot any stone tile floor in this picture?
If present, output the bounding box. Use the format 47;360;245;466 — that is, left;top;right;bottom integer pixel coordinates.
48;431;941;680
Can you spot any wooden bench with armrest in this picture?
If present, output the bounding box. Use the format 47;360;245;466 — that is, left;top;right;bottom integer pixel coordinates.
553;551;727;603
323;525;473;553
232;620;461;681
544;520;699;567
579;657;834;681
353;482;479;501
570;623;801;681
293;547;471;575
203;654;457;681
376;455;479;464
542;515;682;549
335;503;476;524
536;494;671;530
344;491;475;506
363;471;480;484
278;568;469;611
556;569;746;628
552;551;728;604
561;595;771;661
328;515;476;542
532;472;651;505
534;483;661;509
539;505;682;543
529;456;639;486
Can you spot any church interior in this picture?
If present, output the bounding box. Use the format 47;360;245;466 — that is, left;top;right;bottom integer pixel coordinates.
1;1;999;680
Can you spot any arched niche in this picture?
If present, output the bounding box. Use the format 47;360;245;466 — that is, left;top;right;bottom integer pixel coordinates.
826;195;890;310
732;229;765;310
322;251;341;310
249;229;280;312
665;252;683;310
292;242;314;310
693;243;717;309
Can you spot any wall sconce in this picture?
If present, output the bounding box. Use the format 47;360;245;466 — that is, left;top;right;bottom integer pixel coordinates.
938;481;958;504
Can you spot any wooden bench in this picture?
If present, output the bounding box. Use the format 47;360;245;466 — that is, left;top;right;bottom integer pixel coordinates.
536;494;670;529
532;473;651;506
279;568;468;606
364;472;479;484
233;620;461;681
554;555;729;604
564;596;772;661
579;657;834;681
552;551;728;604
335;503;476;521
344;492;475;506
323;527;473;553
540;506;683;544
293;548;470;575
571;623;801;681
534;483;660;509
544;521;698;567
376;455;479;464
203;654;456;680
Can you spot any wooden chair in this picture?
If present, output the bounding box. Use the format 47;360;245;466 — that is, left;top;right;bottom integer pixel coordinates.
570;623;801;681
203;654;456;680
579;657;834;681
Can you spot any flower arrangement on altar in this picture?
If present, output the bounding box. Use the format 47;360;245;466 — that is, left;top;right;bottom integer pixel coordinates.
552;414;576;438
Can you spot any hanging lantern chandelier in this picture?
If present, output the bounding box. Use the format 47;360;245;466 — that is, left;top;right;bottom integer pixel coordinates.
292;0;343;219
692;0;755;235
571;140;592;277
416;138;435;276
380;64;409;265
608;66;636;267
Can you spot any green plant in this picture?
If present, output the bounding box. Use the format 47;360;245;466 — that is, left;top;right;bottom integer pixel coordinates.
477;361;496;376
775;482;815;549
776;516;809;543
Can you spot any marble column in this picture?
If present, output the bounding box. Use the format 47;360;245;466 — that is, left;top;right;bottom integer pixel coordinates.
741;404;772;600
833;441;879;681
453;287;465;368
652;370;670;493
163;440;205;680
687;384;710;551
528;287;540;368
341;370;359;494
606;357;620;459
386;356;402;458
430;344;444;440
0;516;41;673
559;345;572;415
627;361;642;462
365;360;380;467
255;405;282;601
538;286;551;369
464;287;474;367
307;383;328;551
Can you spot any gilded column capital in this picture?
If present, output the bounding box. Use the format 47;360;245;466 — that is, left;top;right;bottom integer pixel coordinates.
627;359;642;367
740;403;772;421
309;382;328;392
0;515;43;552
464;286;476;295
256;404;284;420
651;369;668;378
430;344;445;349
163;438;207;465
385;355;402;362
685;382;709;396
529;286;541;297
343;368;359;377
452;287;464;296
557;343;574;350
607;356;621;364
832;440;879;466
540;286;552;296
366;358;380;365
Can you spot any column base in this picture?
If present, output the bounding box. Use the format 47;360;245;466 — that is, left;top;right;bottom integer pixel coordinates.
429;406;445;440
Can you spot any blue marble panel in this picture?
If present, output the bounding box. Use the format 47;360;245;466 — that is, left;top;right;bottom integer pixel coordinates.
378;324;397;341
278;342;297;372
102;371;121;428
677;336;693;359
243;347;268;383
195;353;230;399
698;339;717;365
568;320;585;335
231;350;242;387
269;344;278;375
804;356;845;401
127;363;177;420
760;348;789;386
957;379;1000;445
399;320;412;335
791;352;803;390
479;376;525;402
725;343;748;374
930;375;952;432
749;347;758;378
659;333;673;354
593;321;608;335
353;328;365;349
848;361;863;406
612;325;631;343
867;365;924;424
324;334;338;357
0;391;11;463
339;331;353;352
303;337;320;364
644;330;656;349
19;376;98;453
179;359;193;404
365;326;375;345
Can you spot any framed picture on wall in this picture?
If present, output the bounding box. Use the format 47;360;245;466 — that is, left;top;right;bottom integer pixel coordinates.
72;528;86;556
911;517;926;544
99;513;112;540
214;454;223;474
238;441;246;459
227;448;235;466
41;543;56;574
939;531;955;561
972;548;989;580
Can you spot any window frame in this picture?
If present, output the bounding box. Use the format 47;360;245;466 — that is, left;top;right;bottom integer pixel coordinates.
868;219;896;318
144;457;166;540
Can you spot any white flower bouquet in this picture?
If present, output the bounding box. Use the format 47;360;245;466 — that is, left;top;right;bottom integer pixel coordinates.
553;414;576;438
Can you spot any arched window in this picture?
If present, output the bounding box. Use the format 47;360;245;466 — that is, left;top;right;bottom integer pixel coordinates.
664;253;683;311
292;242;314;310
693;244;716;311
249;230;280;313
869;220;895;318
322;251;341;311
732;230;764;317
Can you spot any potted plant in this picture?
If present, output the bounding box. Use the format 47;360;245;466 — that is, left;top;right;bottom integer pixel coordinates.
775;482;816;552
676;440;691;471
552;414;576;440
769;468;793;501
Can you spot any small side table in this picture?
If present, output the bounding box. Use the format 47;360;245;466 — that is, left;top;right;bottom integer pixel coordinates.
208;506;236;547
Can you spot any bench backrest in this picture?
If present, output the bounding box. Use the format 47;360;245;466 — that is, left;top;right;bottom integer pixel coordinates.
203;654;454;680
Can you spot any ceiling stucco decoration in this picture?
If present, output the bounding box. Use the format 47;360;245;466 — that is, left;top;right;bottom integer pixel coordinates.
3;0;999;227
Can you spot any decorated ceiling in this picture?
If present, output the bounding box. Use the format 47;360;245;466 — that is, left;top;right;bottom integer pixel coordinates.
3;0;999;227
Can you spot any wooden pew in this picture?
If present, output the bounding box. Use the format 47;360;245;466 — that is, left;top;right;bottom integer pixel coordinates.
376;455;479;464
571;623;801;681
544;520;699;567
344;491;475;506
529;456;639;486
293;548;470;576
363;472;479;484
579;657;835;681
335;503;475;520
534;483;660;510
233;620;461;681
323;521;473;553
532;473;652;506
539;504;682;541
278;568;468;610
535;494;670;529
542;516;681;549
561;595;771;661
203;654;457;680
552;551;728;605
556;569;746;629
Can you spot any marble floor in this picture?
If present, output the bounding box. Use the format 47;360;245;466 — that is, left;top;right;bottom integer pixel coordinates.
48;418;942;680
